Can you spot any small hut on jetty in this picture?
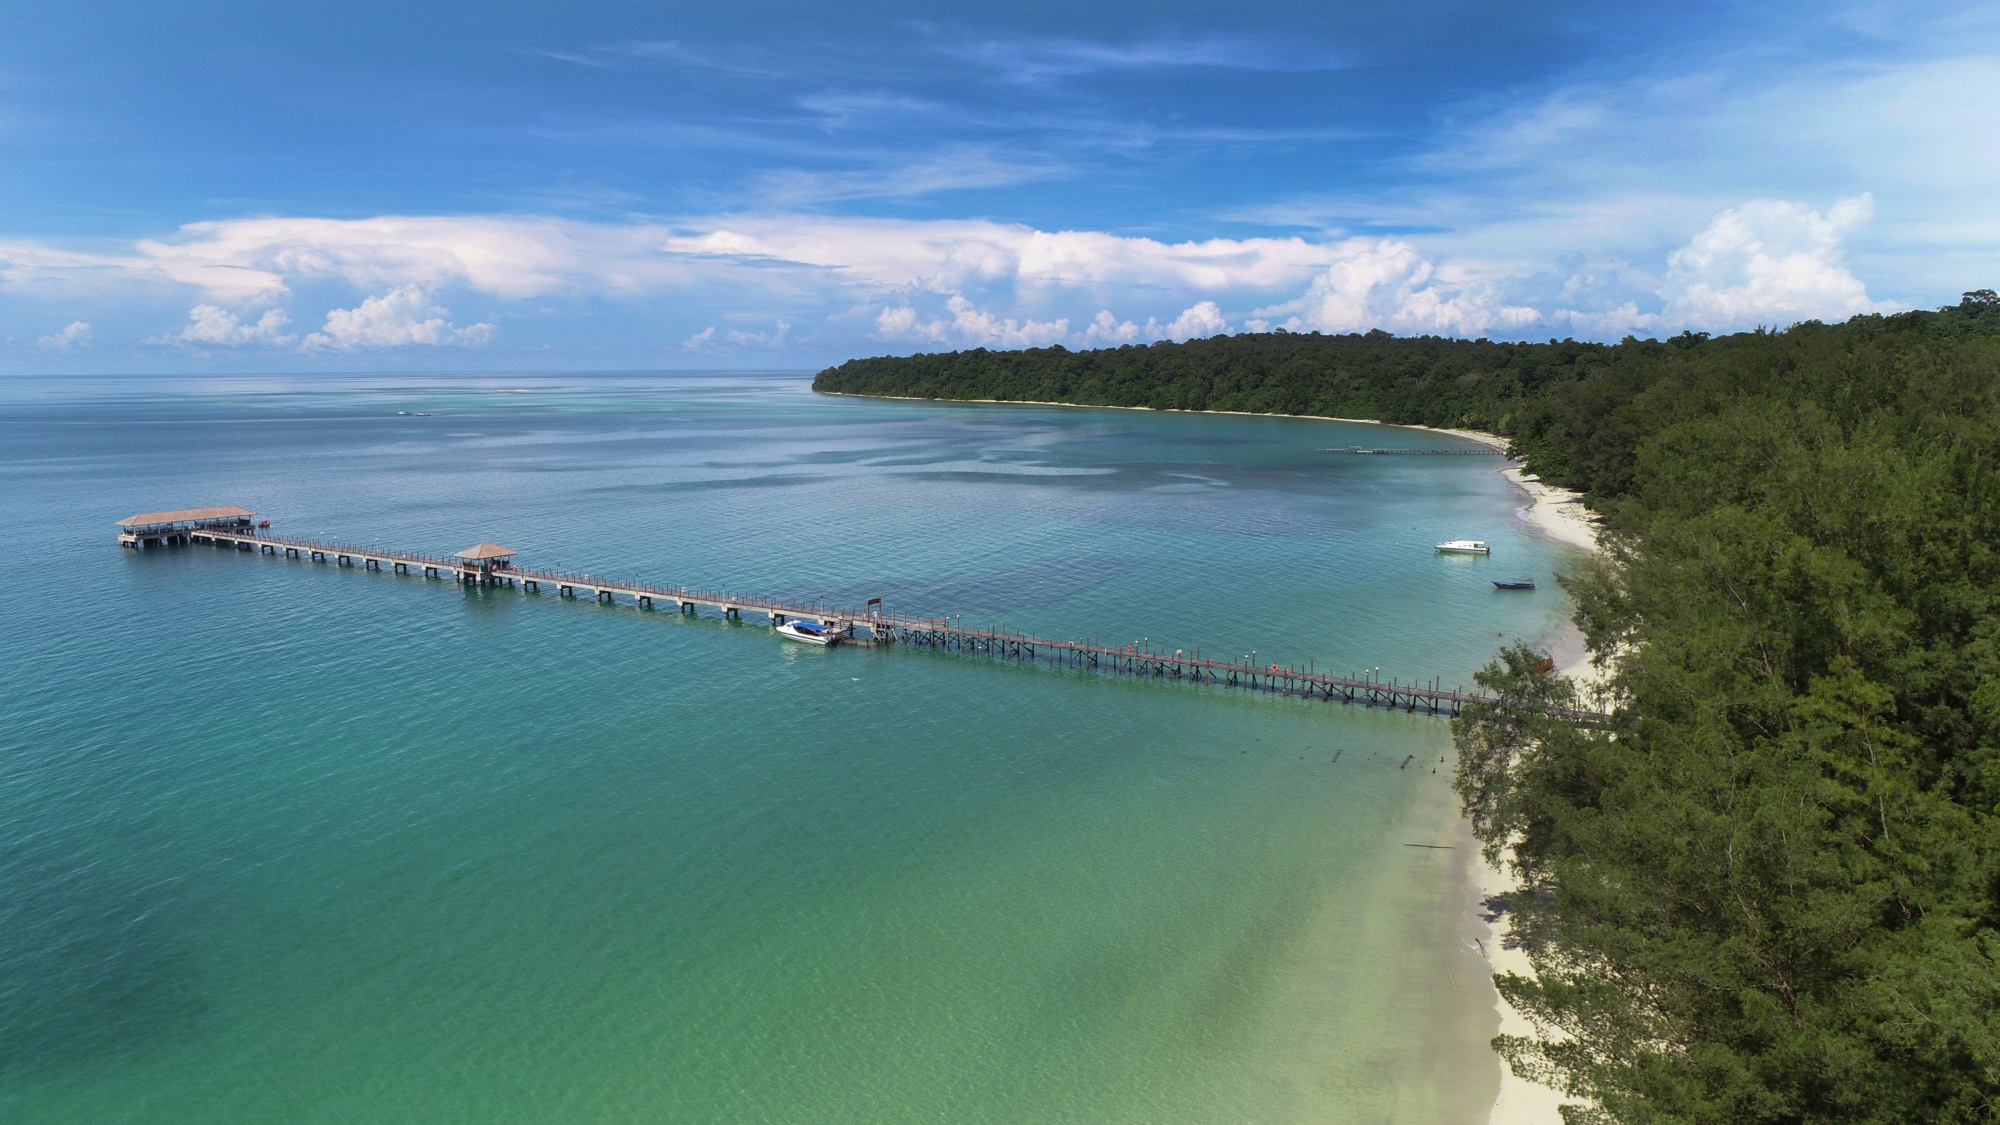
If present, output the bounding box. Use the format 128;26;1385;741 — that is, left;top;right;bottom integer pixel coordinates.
453;542;517;579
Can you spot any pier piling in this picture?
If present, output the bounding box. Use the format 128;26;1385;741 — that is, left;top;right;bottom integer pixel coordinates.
140;518;1603;724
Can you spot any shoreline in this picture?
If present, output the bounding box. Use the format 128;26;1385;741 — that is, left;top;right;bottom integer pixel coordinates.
1471;842;1586;1124
1471;464;1601;1125
1500;468;1601;555
818;389;1499;434
1305;417;1606;1123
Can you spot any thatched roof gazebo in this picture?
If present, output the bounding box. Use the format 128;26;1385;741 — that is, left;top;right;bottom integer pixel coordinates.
453;542;517;573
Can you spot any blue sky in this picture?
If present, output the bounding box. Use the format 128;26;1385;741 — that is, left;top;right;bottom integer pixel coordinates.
3;0;1996;370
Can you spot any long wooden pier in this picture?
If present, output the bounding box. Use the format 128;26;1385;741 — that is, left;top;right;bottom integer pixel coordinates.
865;612;1502;716
136;519;1593;722
182;525;873;631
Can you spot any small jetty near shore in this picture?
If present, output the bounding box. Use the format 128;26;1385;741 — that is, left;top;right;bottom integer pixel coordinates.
118;505;1603;722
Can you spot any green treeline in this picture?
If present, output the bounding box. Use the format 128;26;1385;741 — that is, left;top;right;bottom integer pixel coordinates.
813;328;1611;437
810;297;2000;509
1456;291;2000;1124
820;292;2000;1121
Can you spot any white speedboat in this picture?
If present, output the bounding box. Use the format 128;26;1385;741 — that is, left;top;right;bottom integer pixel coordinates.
776;620;841;646
1435;539;1490;554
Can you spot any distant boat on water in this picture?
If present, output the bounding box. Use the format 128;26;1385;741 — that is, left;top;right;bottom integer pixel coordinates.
1435;539;1489;554
776;621;841;646
1492;578;1536;590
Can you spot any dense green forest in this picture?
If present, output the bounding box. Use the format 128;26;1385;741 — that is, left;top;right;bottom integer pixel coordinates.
814;328;1612;434
823;293;2000;1122
812;295;2000;513
1456;292;2000;1124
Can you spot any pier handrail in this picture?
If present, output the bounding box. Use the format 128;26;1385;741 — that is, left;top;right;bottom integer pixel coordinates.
182;527;1607;722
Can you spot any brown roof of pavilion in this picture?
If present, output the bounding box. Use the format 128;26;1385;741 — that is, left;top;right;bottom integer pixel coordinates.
116;505;256;527
454;542;517;560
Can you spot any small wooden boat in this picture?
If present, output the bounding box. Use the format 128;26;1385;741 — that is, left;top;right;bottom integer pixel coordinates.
1435;539;1490;554
776;621;841;646
1492;578;1536;590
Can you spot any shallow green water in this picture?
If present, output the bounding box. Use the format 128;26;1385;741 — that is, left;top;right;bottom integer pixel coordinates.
0;373;1578;1122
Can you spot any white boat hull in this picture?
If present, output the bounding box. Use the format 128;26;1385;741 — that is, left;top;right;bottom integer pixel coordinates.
776;621;841;646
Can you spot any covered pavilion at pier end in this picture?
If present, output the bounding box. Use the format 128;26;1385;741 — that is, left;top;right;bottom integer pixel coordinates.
117;505;257;548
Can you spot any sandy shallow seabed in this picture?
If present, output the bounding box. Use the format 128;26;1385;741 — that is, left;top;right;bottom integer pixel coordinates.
818;396;1597;1121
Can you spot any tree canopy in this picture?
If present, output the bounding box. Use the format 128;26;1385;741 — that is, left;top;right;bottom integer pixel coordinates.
1455;293;2000;1122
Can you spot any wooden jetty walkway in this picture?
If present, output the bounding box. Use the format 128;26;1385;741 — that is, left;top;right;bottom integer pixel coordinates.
863;612;1504;717
118;506;1595;722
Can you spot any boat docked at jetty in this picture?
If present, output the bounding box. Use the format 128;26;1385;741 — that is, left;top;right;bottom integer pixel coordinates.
776;620;842;646
1434;539;1490;554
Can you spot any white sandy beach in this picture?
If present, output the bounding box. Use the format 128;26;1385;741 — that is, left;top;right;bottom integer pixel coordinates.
1411;426;1600;550
1422;426;1600;1125
1498;468;1601;556
1468;849;1582;1125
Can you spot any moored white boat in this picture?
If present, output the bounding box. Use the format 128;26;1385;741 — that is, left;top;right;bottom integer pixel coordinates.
1435;539;1490;554
776;620;842;646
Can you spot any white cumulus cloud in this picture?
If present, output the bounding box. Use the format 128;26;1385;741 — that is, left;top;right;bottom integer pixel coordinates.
1;214;1543;348
686;320;791;349
1159;300;1229;341
1082;310;1145;346
1080;301;1232;346
160;304;295;346
874;305;941;342
35;321;91;351
1548;301;1661;340
1661;194;1896;329
3;216;1345;316
726;320;789;348
302;286;493;350
134;216;628;302
1257;239;1539;336
875;294;1069;348
0;194;1924;359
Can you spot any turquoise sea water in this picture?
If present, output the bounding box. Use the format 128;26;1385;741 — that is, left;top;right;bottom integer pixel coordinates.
0;373;1580;1123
